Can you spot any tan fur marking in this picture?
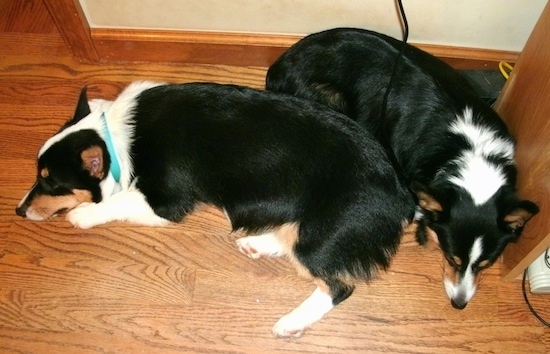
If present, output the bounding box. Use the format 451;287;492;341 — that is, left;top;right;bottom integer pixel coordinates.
71;189;94;203
478;260;489;268
311;275;357;301
27;189;93;219
40;168;49;178
453;256;463;267
313;278;331;295
416;191;443;212
271;223;314;279
443;257;458;283
271;223;362;288
427;226;440;247
272;223;299;254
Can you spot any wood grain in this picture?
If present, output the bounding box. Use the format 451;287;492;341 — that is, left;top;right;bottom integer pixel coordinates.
0;3;549;353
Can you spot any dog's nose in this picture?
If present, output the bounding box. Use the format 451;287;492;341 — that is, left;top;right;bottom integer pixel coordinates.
451;299;467;310
15;206;27;217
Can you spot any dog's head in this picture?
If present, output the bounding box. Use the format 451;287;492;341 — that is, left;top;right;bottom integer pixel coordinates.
412;182;538;309
16;88;110;220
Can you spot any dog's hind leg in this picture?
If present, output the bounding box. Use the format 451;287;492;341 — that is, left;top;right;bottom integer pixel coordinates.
236;221;357;337
236;233;287;259
236;223;298;260
272;277;355;338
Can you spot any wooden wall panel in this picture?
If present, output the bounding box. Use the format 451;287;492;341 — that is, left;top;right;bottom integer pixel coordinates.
494;2;550;281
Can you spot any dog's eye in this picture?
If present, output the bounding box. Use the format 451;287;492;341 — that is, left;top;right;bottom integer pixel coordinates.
476;259;491;270
446;256;462;270
452;256;462;267
40;176;59;190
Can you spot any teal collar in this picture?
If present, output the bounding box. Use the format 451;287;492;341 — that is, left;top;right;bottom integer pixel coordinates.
100;112;121;183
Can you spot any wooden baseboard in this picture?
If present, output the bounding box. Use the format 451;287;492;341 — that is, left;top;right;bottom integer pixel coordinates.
91;29;299;67
90;28;519;69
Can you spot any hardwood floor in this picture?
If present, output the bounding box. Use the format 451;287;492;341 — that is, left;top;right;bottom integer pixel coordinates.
0;2;548;353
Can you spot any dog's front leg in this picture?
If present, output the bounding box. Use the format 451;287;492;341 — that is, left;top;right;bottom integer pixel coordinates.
273;278;355;338
272;286;335;338
66;190;170;229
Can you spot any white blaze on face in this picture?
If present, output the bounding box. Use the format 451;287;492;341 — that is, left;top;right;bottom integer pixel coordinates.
444;237;483;307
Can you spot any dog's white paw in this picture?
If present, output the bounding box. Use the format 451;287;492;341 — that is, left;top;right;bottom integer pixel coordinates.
272;313;308;338
66;202;106;229
272;287;335;338
236;234;284;260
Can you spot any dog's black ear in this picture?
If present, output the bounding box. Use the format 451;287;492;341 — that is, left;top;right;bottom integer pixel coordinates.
72;87;91;123
80;145;105;179
411;181;444;213
502;200;539;236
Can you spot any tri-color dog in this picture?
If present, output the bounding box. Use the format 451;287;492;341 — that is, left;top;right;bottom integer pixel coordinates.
266;27;539;310
16;81;414;337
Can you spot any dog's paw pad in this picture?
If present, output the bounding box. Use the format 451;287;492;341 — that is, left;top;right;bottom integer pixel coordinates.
236;236;282;259
236;238;264;259
272;316;306;338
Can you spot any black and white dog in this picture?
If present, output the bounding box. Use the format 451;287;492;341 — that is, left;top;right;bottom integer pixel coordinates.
16;81;414;337
266;28;539;310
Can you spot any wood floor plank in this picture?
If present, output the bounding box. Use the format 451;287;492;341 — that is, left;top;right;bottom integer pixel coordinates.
0;57;267;93
0;254;196;306
0;313;546;354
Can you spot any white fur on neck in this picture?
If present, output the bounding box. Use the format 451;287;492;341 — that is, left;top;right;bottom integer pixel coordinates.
39;81;166;198
447;107;515;206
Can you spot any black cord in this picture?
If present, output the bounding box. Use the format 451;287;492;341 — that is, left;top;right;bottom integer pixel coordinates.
522;269;550;327
380;0;409;122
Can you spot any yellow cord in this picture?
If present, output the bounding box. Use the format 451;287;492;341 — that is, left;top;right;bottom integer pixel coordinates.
499;61;514;80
